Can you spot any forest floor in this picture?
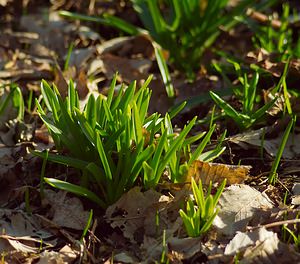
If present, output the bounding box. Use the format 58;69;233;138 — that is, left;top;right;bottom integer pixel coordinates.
1;1;300;263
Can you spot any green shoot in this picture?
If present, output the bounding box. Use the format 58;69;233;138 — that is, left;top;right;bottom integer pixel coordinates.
160;229;168;263
59;10;145;35
27;89;34;113
179;178;226;237
269;115;296;184
249;3;300;60
0;85;24;122
80;209;93;242
210;66;277;130
154;44;175;98
64;42;74;71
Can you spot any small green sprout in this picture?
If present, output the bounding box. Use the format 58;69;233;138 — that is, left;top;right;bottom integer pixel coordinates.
0;85;24;124
81;209;93;242
283;225;300;250
249;3;300;60
179;178;226;237
210;63;277;130
269;115;296;184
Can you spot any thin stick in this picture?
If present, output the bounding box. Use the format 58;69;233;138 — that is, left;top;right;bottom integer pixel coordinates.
247;219;300;231
247;8;281;29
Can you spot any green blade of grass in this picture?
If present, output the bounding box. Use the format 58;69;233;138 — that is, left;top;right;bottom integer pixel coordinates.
210;91;243;126
149;130;168;175
247;71;259;113
183;132;206;147
199;147;226;162
64;42;74;71
67;80;78;113
74;109;96;145
96;133;112;180
103;13;146;35
155;117;197;184
188;124;216;166
131;144;155;178
133;102;143;144
269;116;296;184
44;178;106;208
59;11;146;35
251;97;278;120
13;87;25;120
154;45;175;98
32;150;89;170
80;209;93;241
107;73;117;107
168;101;186;119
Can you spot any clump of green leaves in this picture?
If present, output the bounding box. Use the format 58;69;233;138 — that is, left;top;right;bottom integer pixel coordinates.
249;3;300;60
60;1;274;80
131;0;255;78
210;61;277;130
179;178;226;237
33;75;222;208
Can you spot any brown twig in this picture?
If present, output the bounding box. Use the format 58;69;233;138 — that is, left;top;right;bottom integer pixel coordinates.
247;218;300;231
247;8;282;29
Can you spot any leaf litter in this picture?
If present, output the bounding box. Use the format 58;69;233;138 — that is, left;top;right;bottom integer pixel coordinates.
1;1;300;263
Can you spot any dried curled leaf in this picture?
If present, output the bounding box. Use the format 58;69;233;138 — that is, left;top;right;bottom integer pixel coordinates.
185;160;251;186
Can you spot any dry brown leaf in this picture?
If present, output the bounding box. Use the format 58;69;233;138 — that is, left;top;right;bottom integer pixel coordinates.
0;69;51;79
74;69;89;99
0;209;55;255
68;47;96;69
44;190;90;230
37;249;77;264
246;49;300;78
167;237;202;260
241;230;300;264
96;36;134;55
53;67;68;97
230;128;300;159
225;227;276;256
245;49;283;77
0;0;11;6
20;12;70;56
291;183;300;205
113;252;138;263
0;144;28;203
87;58;104;76
0;48;53;81
185;160;251;186
224;227;300;263
2;235;44;253
106;186;183;246
58;245;78;263
105;187;164;242
214;185;274;236
101;53;151;83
